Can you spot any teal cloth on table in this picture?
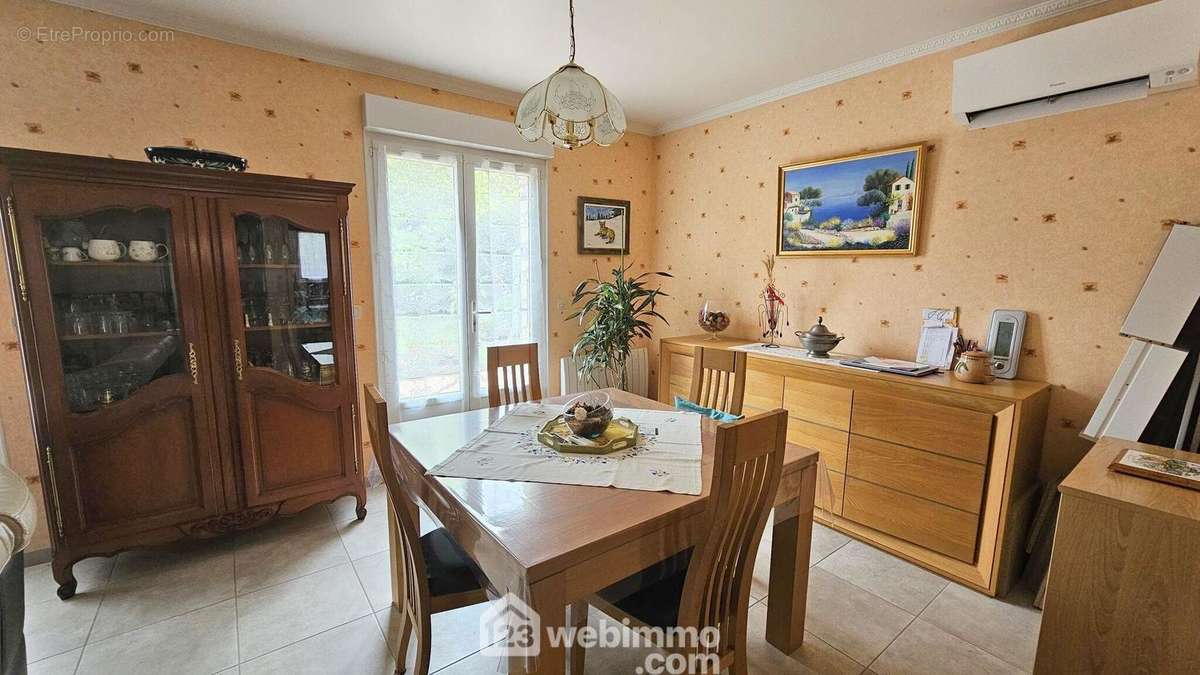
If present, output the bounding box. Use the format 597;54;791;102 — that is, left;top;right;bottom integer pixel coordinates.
673;395;743;423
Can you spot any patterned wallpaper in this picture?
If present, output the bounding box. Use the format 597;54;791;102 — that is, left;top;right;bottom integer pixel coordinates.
1;0;1195;554
0;0;656;551
650;0;1197;481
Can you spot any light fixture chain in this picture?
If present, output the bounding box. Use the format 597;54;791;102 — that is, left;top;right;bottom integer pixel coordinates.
568;0;576;63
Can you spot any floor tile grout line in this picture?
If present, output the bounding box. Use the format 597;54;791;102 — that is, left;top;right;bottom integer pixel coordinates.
70;646;84;675
335;500;383;615
348;551;387;613
24;645;85;672
234;509;374;665
916;580;950;617
747;529;849;602
806;546;941;671
234;555;351;598
35;509;363;671
812;565;926;618
864;601;921;673
236;609;377;667
801;628;870;672
870;581;1034;674
233;533;242;668
80;594;237;648
71;556;116;672
748;569;868;671
429;643;489;675
808;536;850;567
368;600;395;668
917;584;1038;673
23;561;113;674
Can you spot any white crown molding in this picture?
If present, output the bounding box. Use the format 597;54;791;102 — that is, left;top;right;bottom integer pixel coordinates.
53;0;1104;139
50;0;659;136
653;0;1111;135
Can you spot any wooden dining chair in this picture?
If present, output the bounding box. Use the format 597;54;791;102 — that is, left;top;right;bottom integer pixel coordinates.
363;384;489;675
571;409;789;675
689;346;747;415
486;342;542;407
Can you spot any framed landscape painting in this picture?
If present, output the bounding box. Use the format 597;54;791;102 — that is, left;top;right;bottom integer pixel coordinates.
578;196;630;255
777;144;925;256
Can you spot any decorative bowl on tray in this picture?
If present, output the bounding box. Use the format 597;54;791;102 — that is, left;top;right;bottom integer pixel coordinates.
562;391;614;438
698;298;732;340
537;416;639;454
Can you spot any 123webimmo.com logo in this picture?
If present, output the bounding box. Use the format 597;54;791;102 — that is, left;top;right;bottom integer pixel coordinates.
479;593;720;673
480;593;540;659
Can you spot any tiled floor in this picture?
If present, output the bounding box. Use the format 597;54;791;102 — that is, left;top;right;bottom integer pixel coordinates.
23;485;1042;674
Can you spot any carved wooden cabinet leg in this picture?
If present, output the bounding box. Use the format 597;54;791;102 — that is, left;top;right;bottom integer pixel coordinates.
356;498;368;521
52;559;77;600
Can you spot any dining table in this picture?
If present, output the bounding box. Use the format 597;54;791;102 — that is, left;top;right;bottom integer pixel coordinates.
385;388;820;674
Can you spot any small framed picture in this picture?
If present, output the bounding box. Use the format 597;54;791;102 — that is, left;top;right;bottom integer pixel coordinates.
577;197;630;255
1108;447;1200;491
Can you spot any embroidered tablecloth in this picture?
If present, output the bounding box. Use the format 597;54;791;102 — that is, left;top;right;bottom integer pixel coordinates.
429;402;704;495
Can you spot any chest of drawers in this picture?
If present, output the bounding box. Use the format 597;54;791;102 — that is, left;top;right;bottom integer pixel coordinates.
659;335;1050;596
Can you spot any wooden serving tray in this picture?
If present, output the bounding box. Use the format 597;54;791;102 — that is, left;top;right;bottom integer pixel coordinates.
537;416;639;454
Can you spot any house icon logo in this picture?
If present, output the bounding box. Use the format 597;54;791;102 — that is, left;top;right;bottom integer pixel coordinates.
480;593;541;657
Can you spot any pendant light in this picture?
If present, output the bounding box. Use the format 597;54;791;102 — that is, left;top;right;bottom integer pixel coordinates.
515;0;626;149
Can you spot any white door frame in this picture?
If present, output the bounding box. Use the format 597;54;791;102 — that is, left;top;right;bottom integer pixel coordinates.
365;132;549;421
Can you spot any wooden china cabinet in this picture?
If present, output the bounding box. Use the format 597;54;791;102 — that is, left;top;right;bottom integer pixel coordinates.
0;148;365;599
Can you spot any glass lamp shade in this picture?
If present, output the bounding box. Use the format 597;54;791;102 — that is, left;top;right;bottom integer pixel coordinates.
516;63;626;149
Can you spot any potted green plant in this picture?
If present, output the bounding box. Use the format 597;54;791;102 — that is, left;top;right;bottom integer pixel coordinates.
567;260;671;390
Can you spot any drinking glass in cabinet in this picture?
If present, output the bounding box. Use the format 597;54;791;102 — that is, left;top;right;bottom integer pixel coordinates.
39;206;185;411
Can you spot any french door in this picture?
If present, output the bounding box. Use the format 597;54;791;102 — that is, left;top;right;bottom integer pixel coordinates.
371;137;547;419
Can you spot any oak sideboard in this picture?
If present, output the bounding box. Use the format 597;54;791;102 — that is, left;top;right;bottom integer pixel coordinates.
659;335;1050;596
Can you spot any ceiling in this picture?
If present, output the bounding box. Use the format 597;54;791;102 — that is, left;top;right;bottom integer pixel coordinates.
60;0;1102;133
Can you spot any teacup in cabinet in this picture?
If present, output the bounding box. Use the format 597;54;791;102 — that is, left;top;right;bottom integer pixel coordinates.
128;240;169;262
85;238;126;261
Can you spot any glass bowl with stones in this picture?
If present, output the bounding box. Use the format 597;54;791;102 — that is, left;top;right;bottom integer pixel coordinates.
563;391;614;439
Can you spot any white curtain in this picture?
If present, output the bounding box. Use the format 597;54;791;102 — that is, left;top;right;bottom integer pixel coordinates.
370;136;547;421
467;156;546;403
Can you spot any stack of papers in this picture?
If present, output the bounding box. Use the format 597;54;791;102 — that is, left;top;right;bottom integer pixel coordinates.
916;308;959;370
840;356;938;377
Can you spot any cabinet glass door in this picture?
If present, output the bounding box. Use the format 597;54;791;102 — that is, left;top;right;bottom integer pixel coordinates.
234;214;337;384
217;197;358;507
10;181;224;543
41;207;185;412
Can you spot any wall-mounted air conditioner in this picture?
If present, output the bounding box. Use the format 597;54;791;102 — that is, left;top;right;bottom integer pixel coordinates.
952;0;1200;129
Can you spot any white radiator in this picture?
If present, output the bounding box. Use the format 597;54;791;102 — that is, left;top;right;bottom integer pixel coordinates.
559;346;649;398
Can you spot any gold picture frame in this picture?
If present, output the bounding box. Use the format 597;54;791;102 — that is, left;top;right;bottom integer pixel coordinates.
777;143;926;257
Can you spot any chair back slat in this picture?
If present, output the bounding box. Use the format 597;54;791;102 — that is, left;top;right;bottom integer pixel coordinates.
677;409;788;662
689;346;747;415
363;384;432;652
487;343;542;407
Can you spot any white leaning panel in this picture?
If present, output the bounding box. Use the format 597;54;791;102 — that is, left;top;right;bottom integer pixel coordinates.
1083;340;1187;442
1120;223;1200;345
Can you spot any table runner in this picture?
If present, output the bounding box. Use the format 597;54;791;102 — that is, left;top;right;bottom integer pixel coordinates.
429;402;704;494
